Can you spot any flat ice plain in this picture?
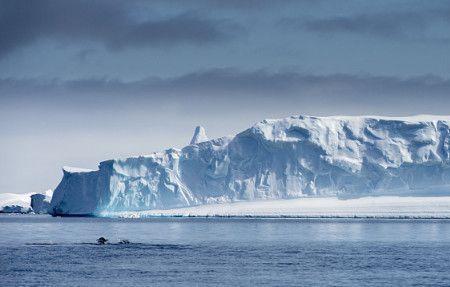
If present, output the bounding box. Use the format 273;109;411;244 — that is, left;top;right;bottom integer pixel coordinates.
100;196;450;219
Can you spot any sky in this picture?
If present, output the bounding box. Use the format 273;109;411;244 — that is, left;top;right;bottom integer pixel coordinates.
1;0;450;194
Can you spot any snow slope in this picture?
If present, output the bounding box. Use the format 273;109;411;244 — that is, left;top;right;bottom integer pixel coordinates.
50;115;450;216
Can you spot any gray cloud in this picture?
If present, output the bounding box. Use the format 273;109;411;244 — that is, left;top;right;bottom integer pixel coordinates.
152;0;307;10
281;8;450;41
2;69;450;107
0;0;240;58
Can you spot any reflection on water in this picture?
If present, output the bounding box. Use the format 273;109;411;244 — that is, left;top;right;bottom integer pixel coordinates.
1;215;450;286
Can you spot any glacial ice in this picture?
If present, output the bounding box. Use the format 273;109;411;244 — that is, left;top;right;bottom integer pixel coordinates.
30;190;53;214
50;115;450;216
100;196;450;219
0;190;52;214
0;193;33;213
190;126;209;145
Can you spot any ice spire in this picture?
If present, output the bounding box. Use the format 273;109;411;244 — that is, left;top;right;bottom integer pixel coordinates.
190;126;208;145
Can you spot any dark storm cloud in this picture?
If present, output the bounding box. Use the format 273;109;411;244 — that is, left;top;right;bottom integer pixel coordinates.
302;13;426;38
66;70;450;99
2;69;450;102
0;0;240;58
281;8;450;41
196;0;311;10
108;12;240;50
153;0;303;10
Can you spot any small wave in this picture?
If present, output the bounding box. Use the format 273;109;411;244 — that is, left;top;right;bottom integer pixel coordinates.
25;242;192;249
25;243;58;246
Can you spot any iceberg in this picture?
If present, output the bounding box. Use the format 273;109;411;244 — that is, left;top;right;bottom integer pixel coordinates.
50;115;450;216
30;190;53;214
1;190;53;214
0;193;33;213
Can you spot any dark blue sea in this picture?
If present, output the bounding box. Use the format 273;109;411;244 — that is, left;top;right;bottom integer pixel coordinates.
2;215;450;286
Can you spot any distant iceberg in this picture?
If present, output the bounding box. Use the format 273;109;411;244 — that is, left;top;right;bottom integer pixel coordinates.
0;190;52;214
0;193;33;213
31;190;53;214
50;115;450;216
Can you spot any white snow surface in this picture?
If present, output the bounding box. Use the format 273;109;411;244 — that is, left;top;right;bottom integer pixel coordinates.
62;166;97;173
50;115;450;216
100;196;450;218
44;189;53;199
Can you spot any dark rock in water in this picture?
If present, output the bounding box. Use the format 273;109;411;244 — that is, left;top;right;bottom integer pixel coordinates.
118;239;130;244
97;237;108;245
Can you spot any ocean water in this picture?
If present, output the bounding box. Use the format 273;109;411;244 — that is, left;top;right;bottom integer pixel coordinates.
2;216;450;286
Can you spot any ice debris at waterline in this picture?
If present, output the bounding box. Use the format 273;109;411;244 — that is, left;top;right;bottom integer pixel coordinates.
50;115;450;216
99;197;450;219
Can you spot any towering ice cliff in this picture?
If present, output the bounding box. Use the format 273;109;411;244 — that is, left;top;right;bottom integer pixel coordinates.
50;115;450;216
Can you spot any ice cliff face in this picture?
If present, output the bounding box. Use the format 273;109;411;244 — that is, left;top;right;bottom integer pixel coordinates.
30;190;53;214
50;115;450;215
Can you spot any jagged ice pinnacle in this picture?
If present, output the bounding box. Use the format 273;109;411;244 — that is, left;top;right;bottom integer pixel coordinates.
190;126;209;145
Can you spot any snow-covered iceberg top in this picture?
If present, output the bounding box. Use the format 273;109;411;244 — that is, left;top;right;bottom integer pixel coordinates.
50;115;450;216
63;166;97;173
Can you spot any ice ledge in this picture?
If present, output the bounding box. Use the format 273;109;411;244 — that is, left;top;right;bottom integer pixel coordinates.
62;166;97;174
285;114;450;121
99;196;450;219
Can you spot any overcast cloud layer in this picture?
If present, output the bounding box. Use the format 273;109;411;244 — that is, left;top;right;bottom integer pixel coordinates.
0;0;241;58
1;0;450;194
